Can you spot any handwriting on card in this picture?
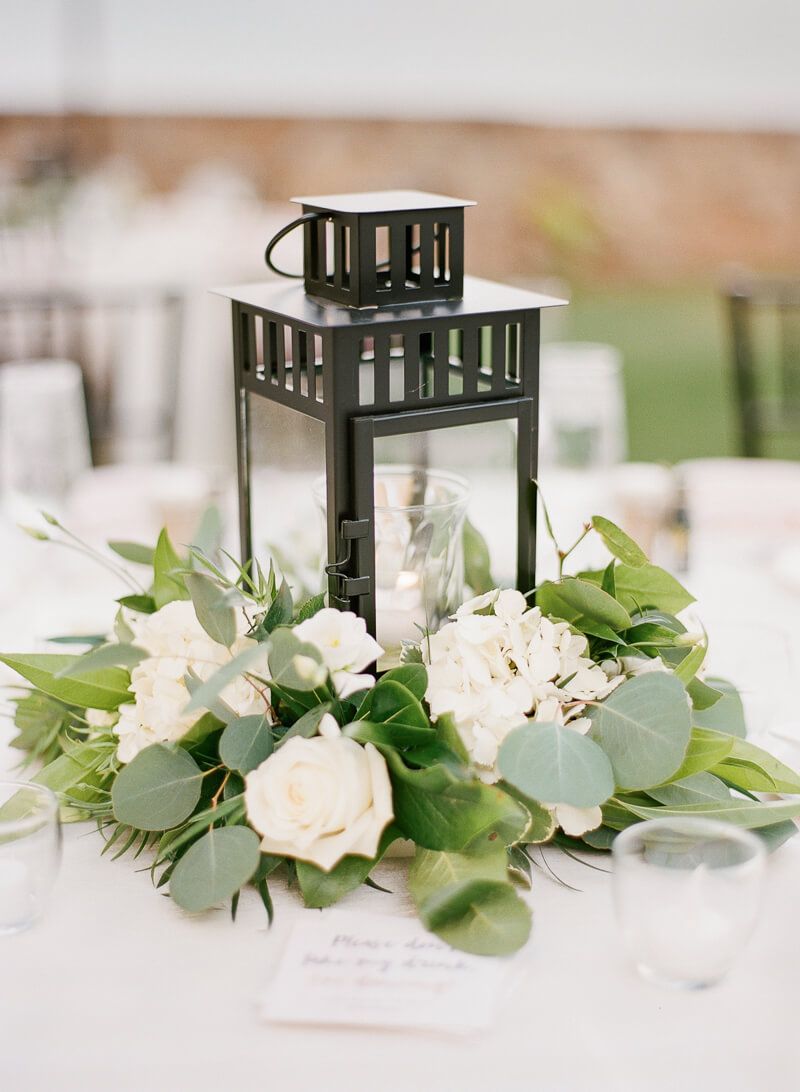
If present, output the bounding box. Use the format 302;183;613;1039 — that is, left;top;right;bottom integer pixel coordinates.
260;911;510;1033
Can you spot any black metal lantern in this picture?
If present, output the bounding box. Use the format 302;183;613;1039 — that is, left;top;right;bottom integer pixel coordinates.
220;190;564;657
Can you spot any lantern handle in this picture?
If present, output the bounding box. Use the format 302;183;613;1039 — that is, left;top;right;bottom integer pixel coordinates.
264;211;325;279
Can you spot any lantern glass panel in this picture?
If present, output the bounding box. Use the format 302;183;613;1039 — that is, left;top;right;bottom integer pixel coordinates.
374;417;519;592
246;395;325;600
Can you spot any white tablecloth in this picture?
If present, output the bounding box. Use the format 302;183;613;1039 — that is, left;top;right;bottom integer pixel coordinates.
2;461;800;1091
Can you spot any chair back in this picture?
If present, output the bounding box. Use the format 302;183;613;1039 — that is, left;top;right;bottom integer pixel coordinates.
726;277;800;458
0;287;183;463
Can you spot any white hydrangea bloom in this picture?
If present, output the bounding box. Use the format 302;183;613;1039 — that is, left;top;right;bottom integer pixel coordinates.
114;600;267;764
423;588;623;784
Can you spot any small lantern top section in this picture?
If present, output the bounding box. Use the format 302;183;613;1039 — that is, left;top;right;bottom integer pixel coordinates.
277;189;476;310
291;190;476;214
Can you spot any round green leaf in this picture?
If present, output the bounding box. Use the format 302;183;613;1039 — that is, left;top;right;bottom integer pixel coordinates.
112;744;203;830
219;715;273;773
268;627;327;691
498;721;615;807
588;672;691;790
170;826;261;912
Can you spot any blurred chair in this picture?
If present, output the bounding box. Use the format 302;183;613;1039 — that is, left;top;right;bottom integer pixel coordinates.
726;276;800;458
0;287;184;464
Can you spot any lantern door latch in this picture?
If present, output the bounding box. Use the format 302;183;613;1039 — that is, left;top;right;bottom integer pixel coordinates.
326;518;370;600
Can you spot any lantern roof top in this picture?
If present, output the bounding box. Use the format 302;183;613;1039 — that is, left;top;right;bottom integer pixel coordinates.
291;190;476;214
215;275;567;329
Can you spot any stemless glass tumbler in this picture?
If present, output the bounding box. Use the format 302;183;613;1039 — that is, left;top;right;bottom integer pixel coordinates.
0;780;62;935
612;818;766;989
315;466;470;667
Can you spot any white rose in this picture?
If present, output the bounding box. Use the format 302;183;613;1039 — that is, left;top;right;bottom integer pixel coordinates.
244;714;393;871
293;608;383;698
114;600;267;763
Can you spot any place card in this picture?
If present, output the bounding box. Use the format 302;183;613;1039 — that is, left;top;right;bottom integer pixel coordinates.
259;909;511;1034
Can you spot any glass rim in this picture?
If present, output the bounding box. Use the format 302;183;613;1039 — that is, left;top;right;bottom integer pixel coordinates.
612;816;765;864
313;465;471;514
0;779;59;836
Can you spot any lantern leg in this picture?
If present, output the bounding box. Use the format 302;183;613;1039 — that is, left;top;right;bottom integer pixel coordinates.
234;383;253;569
516;396;538;594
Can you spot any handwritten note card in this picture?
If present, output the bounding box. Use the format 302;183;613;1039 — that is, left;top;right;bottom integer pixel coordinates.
259;910;510;1034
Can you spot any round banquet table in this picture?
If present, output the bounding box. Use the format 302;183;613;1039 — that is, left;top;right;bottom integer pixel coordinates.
1;460;799;1092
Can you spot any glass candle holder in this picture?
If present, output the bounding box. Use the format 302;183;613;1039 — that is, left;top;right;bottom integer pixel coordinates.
0;781;62;935
315;466;470;668
612;818;766;989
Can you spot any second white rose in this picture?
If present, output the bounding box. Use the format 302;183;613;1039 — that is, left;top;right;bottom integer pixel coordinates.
244;714;394;872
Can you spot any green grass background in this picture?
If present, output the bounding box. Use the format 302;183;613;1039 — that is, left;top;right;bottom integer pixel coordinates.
544;285;741;464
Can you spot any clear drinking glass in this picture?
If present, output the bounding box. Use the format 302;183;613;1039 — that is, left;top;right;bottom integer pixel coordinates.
315;466;470;668
0;359;92;516
612;818;765;989
539;342;626;470
0;780;61;935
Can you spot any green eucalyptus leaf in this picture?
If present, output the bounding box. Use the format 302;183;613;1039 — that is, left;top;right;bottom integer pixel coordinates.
498;721;614;808
687;676;724;711
591;515;648;567
152;529;190;609
108;540;155;565
0;653;131;710
588;672;691;790
756;821;799;853
275;703;333;748
56;642;146;678
669;727;735;780
693;678;746;736
386;751;528;853
647;772;731;806
613;563;694;615
183;669;236;725
183;643;268;714
185;572;237;648
189;505;224;559
170;826;261;912
671;642;706;686
219;715;273;773
267;627;327;692
408;848;532;956
707;731;800;794
617;795;800;830
258;580;293;635
34;743;111;806
111;744;203;831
